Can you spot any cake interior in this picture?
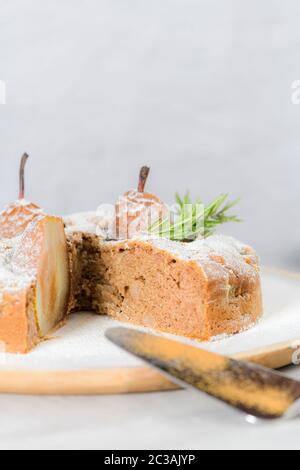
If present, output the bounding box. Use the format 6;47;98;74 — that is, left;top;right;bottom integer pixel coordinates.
67;232;262;341
68;233;208;338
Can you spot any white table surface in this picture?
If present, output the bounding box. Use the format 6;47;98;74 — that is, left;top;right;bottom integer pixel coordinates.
0;364;299;450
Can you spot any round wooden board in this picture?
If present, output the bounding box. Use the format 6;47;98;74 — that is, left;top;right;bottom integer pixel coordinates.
0;367;178;395
0;350;297;396
1;267;300;395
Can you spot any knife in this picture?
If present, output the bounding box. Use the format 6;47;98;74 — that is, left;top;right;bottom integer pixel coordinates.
105;327;300;420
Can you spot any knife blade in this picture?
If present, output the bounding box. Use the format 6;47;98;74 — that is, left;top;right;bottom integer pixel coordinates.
105;327;300;420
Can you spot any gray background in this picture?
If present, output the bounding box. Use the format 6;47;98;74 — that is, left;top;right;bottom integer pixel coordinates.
0;0;300;267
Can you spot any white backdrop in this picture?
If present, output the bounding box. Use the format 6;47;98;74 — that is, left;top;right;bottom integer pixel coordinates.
0;0;300;267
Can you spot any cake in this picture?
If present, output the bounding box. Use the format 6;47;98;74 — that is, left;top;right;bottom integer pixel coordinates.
0;157;263;353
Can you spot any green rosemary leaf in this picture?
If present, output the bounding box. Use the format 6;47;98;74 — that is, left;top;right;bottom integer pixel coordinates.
175;192;184;208
149;192;241;241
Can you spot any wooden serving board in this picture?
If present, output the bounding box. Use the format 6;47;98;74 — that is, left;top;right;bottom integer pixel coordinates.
0;268;299;395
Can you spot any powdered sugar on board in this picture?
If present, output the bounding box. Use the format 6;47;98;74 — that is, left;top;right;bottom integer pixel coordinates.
0;269;299;372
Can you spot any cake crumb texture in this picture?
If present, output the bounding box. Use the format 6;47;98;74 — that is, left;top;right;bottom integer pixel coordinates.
66;215;263;341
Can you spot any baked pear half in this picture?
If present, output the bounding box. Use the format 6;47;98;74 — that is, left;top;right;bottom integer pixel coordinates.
0;215;70;353
0;155;70;352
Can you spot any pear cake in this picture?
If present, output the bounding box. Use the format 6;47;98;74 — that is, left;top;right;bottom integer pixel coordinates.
0;158;263;353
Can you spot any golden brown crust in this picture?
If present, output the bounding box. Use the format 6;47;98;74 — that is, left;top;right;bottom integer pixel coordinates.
0;287;39;353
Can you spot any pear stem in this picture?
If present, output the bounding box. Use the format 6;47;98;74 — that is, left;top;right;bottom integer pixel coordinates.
138;166;150;193
19;153;29;200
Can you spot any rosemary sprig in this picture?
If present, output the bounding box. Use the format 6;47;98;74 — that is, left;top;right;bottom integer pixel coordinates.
149;193;241;241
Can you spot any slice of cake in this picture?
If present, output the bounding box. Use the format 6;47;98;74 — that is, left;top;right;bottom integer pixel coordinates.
65;215;262;341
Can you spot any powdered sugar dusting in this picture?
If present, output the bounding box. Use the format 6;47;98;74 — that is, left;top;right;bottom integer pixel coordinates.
0;235;35;301
64;211;111;238
148;235;260;282
65;211;260;283
64;212;99;235
0;199;43;239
